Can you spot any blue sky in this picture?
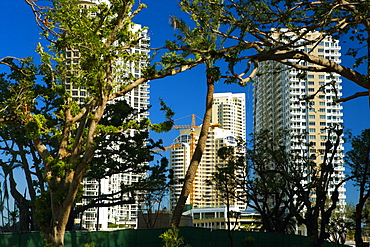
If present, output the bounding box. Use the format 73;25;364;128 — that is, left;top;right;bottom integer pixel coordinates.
1;0;369;205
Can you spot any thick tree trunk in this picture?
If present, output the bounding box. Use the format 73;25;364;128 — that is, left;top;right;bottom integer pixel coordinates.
44;226;66;247
43;163;89;246
306;224;320;247
355;202;366;247
171;73;214;227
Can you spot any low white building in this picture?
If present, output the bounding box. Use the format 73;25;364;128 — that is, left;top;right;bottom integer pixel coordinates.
183;207;261;231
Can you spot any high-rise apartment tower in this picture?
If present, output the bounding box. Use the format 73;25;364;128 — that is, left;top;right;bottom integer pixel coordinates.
170;92;246;211
253;32;346;207
212;93;246;141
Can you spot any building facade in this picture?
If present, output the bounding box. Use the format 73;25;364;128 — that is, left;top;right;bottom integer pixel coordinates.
212;93;246;141
170;92;246;211
253;32;346;207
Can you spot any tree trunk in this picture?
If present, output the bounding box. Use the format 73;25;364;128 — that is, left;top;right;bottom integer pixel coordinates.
44;226;66;247
355;202;366;247
226;188;233;247
43;163;89;246
9;172;32;232
304;213;320;247
355;143;370;247
171;73;214;227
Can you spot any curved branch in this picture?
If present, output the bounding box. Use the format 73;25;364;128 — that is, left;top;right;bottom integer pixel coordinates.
335;91;368;103
256;50;368;90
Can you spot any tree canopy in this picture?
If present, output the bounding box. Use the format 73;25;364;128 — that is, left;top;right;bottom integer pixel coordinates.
174;0;369;102
0;0;212;246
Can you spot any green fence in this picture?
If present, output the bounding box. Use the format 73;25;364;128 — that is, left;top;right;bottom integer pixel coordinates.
0;227;347;247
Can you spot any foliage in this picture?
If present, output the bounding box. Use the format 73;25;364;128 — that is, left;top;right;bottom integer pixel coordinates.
345;129;370;247
346;129;370;187
159;225;190;247
83;242;96;247
241;236;255;247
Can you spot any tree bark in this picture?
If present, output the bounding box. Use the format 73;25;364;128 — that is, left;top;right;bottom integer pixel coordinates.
355;144;370;247
170;73;214;227
355;202;366;247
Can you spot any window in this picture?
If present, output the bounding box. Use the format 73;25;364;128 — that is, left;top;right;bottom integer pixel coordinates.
320;115;326;119
309;128;315;133
308;81;314;86
309;135;316;139
319;108;325;113
309;122;315;126
308;88;315;92
320;122;326;126
307;75;314;79
320;102;325;106
318;75;325;79
309;115;315;119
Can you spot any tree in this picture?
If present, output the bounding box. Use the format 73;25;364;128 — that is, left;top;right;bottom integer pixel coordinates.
346;129;370;247
0;84;41;232
208;146;243;247
167;0;241;227
178;0;369;103
0;0;210;246
216;131;298;234
67;99;174;230
215;128;346;247
326;203;355;245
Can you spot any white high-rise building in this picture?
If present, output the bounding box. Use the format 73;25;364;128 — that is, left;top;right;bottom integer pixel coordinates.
170;92;246;211
65;2;151;229
212;93;246;141
253;32;346;207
